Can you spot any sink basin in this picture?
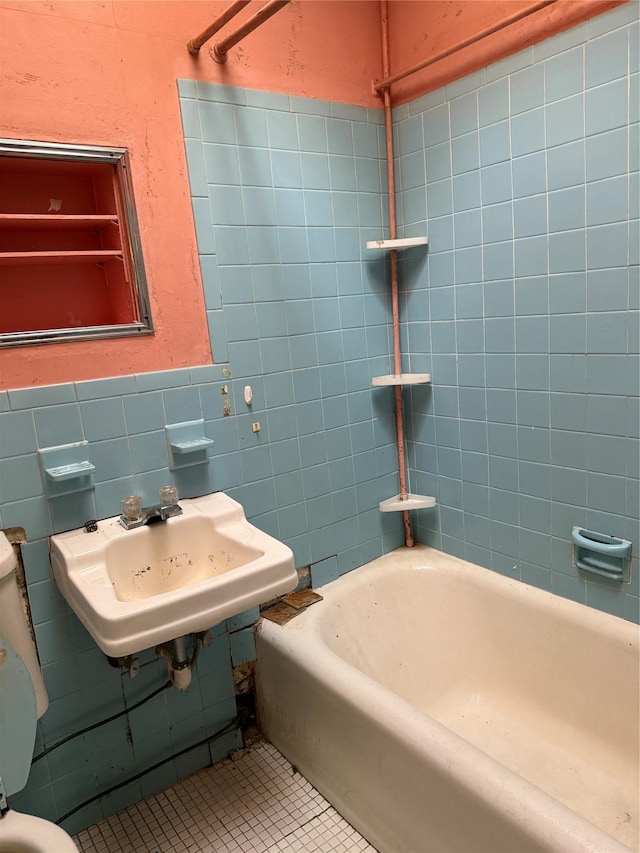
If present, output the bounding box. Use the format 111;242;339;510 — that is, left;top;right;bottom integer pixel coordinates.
50;492;296;657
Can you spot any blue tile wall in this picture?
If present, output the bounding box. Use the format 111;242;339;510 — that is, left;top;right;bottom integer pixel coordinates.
179;79;402;572
394;3;639;622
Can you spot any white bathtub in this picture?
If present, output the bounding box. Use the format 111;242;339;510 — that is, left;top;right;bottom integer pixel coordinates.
256;544;639;853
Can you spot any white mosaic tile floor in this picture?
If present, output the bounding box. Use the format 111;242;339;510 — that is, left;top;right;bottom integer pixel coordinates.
74;741;378;853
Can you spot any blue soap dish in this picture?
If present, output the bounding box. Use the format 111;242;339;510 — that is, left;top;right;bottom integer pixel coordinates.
571;527;632;583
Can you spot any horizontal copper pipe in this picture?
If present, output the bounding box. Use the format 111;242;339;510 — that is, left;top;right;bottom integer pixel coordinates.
187;1;252;55
374;0;556;94
211;0;291;63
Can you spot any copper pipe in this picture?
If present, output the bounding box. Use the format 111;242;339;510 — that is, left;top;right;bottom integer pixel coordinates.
374;0;556;94
381;0;413;547
211;0;291;63
187;1;252;55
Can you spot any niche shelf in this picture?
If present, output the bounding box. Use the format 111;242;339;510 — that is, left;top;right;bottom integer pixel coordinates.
0;139;152;348
366;236;428;250
0;250;123;266
0;214;118;230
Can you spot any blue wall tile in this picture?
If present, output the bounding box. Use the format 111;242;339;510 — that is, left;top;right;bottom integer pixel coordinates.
8;383;76;410
34;404;84;449
585;27;628;89
199;102;236;144
545;46;584;102
266;110;298;150
548;139;585;190
203;142;241;187
510;107;545;157
510;64;544;114
80;399;127;442
478;78;509;126
587;176;628;226
546;93;585;147
585;78;629;136
480;120;511;166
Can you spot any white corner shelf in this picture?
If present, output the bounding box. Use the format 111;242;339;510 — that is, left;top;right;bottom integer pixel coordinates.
379;494;437;512
372;373;431;387
366;236;428;250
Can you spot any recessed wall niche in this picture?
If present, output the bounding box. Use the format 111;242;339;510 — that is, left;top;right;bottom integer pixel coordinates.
0;139;153;347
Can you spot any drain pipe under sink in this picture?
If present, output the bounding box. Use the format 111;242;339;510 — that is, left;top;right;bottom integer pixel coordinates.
157;636;194;690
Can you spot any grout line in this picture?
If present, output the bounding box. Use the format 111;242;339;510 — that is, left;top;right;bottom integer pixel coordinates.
280;802;334;837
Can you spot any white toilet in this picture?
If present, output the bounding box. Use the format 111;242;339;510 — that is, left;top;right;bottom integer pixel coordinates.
0;532;78;853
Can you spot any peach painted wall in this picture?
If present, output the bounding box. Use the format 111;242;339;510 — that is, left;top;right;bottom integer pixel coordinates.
0;0;382;389
386;0;628;103
0;1;626;389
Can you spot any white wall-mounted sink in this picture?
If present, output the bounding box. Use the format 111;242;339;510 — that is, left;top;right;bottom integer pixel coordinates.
50;492;296;657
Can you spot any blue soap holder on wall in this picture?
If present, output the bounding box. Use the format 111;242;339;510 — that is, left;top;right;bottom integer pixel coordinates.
165;419;214;470
571;527;632;583
38;441;96;497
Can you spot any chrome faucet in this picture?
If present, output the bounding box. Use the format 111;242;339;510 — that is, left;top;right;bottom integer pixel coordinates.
119;490;183;530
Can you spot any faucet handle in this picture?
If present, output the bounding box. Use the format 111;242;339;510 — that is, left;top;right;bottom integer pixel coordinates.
158;485;179;505
121;495;143;522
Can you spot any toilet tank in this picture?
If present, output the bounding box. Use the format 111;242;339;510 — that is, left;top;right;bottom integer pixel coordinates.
0;532;48;718
0;635;38;797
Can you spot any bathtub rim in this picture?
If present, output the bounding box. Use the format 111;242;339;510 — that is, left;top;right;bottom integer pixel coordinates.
299;544;637;641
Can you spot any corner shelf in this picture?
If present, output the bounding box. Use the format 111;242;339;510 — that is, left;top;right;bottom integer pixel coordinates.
366;236;428;250
371;371;434;513
366;232;434;517
379;494;437;512
372;373;431;386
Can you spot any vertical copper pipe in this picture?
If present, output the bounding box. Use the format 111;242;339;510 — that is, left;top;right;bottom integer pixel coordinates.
211;0;291;63
187;1;252;55
381;0;413;547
